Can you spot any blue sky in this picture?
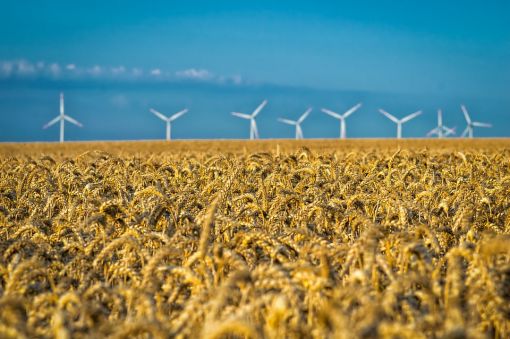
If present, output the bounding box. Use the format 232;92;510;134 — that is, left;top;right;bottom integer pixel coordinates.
1;1;509;141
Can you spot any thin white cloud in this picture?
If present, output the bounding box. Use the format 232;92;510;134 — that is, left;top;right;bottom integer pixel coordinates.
0;59;244;85
175;68;243;85
49;63;61;76
17;60;36;75
231;74;243;85
88;65;102;76
132;68;143;76
112;66;126;75
0;61;14;76
175;68;212;80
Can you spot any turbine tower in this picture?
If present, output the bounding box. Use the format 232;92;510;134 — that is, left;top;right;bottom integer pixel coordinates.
278;107;312;139
379;109;422;139
150;108;188;141
321;103;362;139
43;92;83;143
232;100;267;140
426;110;456;138
461;105;491;138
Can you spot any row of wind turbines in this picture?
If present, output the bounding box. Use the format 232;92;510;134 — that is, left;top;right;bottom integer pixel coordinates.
43;93;492;142
229;100;491;140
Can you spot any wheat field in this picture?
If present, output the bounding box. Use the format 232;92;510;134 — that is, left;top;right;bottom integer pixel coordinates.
0;140;509;338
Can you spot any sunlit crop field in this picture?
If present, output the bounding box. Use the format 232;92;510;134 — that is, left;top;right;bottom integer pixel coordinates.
1;139;509;338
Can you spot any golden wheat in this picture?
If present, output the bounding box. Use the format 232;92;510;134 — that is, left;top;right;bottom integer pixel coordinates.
0;140;509;338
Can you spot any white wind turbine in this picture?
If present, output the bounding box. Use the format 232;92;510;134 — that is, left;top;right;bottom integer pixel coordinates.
379;109;422;139
321;103;362;139
461;105;491;138
278;108;312;139
232;100;267;140
427;109;456;138
43;92;83;143
150;108;188;141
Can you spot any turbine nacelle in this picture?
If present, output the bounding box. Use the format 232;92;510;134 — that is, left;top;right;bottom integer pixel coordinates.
42;92;83;143
379;109;422;139
232;100;267;140
150;108;188;141
278;108;312;139
427;109;456;138
460;105;491;138
321;103;362;139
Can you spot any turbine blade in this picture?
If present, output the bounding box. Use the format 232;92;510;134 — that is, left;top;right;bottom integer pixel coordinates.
169;108;188;122
232;112;251;119
43;116;60;129
472;122;491;128
461;105;471;124
400;110;422;123
443;126;456;136
461;127;469;137
342;102;362;119
438;109;443;126
251;99;267;117
321;108;342;120
150;109;169;121
60;93;64;115
298;108;312;123
426;127;439;137
278;118;297;125
379;109;399;123
64;115;83;127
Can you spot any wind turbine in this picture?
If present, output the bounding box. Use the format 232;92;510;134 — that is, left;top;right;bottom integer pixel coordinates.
232;100;267;140
426;110;456;138
379;109;422;139
460;105;491;138
321;103;362;139
150;108;188;141
43;92;83;143
278;107;312;139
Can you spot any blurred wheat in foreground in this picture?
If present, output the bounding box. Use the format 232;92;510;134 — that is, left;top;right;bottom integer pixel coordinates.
0;140;509;338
